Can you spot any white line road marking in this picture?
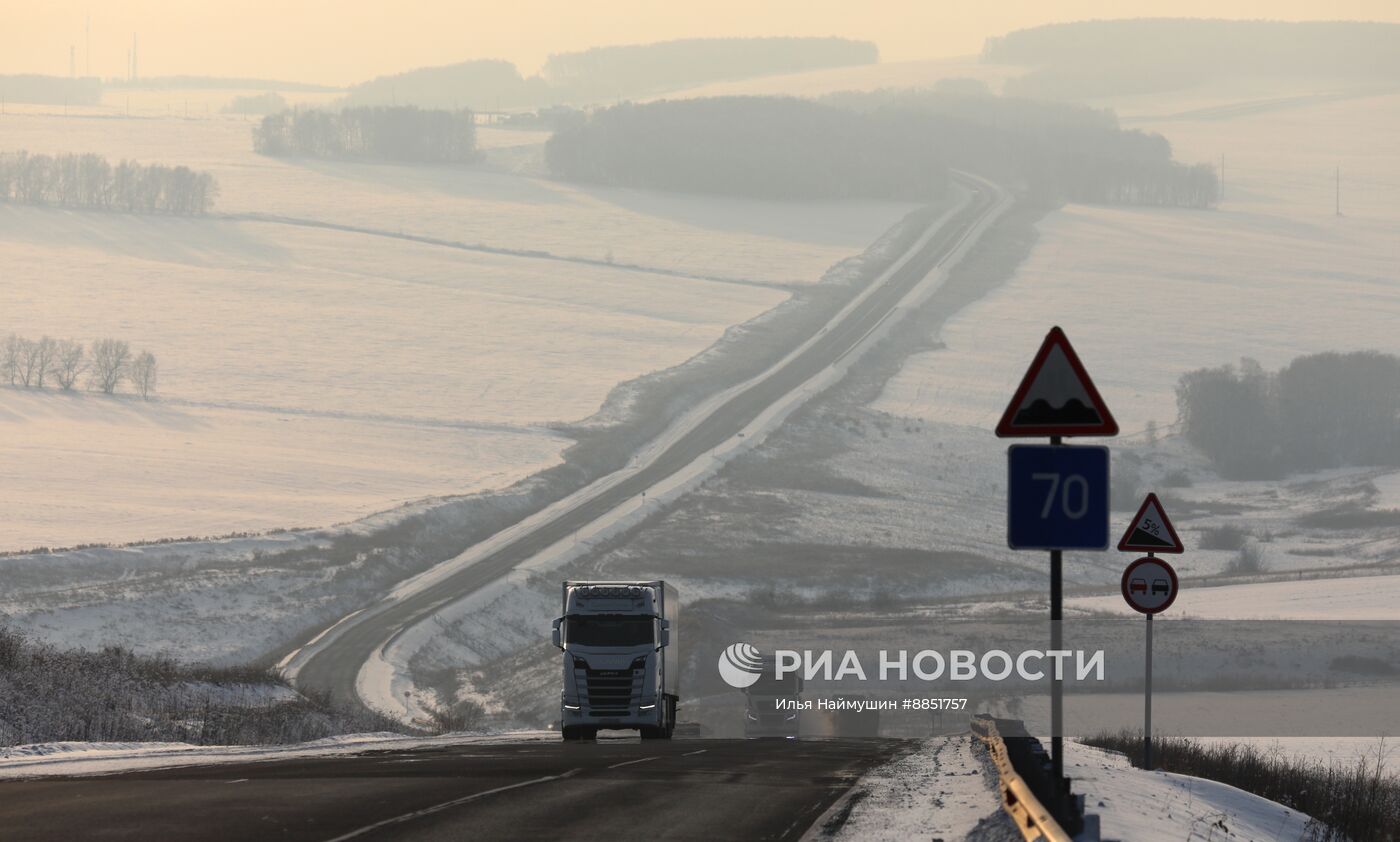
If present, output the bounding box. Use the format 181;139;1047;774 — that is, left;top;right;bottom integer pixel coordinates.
683;749;708;757
322;768;581;841
225;779;248;783
607;756;661;769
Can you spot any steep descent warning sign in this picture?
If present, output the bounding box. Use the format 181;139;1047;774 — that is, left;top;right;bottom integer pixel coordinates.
995;327;1118;438
1118;492;1184;553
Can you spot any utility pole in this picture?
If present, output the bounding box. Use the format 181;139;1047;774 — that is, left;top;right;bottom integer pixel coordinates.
1219;154;1225;202
1335;166;1342;217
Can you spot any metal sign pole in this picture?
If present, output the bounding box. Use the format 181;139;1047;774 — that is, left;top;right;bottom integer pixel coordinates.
1144;612;1153;769
1049;435;1064;797
1050;547;1064;792
999;328;1119;812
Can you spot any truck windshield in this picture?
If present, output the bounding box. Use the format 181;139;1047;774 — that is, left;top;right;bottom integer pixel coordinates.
566;615;654;647
748;674;801;695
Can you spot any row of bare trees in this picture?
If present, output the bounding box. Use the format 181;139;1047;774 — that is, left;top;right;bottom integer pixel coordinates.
0;151;218;215
2;335;157;399
252;106;477;163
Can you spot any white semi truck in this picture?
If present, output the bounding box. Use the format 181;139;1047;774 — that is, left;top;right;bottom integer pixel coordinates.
551;581;678;740
744;656;803;739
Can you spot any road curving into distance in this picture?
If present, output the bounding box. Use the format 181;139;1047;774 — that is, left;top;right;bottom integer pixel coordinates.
282;173;1012;719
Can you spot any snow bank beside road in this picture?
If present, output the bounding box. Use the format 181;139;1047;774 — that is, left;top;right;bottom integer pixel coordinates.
826;736;1012;841
1067;741;1313;841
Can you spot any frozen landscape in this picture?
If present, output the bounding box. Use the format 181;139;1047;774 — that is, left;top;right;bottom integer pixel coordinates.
0;106;922;552
2;11;1399;839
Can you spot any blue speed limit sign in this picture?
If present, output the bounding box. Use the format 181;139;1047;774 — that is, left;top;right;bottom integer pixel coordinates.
1007;445;1110;550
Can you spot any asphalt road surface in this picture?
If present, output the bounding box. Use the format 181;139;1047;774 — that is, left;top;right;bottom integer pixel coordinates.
289;178;1005;713
1;738;910;841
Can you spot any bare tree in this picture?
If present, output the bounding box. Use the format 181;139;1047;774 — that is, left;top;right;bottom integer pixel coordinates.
51;339;86;390
89;338;131;394
30;336;57;388
129;350;157;399
14;337;40;387
1;334;20;385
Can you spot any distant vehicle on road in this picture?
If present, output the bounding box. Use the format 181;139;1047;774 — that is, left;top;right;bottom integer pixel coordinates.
552;581;678;740
745;657;802;739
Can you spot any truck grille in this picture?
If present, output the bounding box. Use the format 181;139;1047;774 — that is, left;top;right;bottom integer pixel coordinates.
579;667;641;716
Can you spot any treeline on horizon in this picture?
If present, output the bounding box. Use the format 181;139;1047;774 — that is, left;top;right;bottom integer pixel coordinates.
0;151;218;215
546;86;1217;206
985;19;1400;99
824;84;1217;206
341;37;878;110
546;96;948;201
1177;351;1400;480
252;106;477;163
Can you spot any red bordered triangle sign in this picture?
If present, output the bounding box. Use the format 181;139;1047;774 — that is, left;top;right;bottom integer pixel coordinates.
1118;492;1184;553
995;326;1118;438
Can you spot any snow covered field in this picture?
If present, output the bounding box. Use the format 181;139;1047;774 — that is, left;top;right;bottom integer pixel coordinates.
1070;572;1400;620
873;90;1400;436
0;206;784;549
0;387;563;551
0;103;925;551
0;111;916;286
1;206;785;426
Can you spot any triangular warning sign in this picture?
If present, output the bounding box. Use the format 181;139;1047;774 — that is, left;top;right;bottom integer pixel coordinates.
995;327;1118;437
1118;492;1184;553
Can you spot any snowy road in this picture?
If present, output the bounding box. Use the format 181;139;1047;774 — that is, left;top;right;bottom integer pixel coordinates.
281;175;1011;718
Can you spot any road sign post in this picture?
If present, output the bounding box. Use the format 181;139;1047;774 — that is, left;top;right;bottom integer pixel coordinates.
998;326;1118;803
1117;492;1183;768
1119;553;1180;769
1145;611;1153;768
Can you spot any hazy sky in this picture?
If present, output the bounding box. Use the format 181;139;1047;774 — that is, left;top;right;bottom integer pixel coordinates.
9;1;1399;85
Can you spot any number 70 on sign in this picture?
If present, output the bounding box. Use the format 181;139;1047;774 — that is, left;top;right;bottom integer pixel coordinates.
1007;445;1110;550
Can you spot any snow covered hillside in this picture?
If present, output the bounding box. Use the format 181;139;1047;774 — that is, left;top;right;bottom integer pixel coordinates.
873;89;1400;435
1067;741;1314;841
1;112;916;286
0;106;920;550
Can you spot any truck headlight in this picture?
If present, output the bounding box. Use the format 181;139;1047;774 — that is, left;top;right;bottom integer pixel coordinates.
746;711;758;721
785;712;798;721
563;704;581;711
640;704;656;710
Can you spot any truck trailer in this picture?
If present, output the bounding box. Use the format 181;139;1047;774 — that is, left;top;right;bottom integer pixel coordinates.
551;581;678;740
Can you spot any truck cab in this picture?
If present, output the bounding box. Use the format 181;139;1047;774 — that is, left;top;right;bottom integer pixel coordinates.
552;581;678;740
744;658;802;739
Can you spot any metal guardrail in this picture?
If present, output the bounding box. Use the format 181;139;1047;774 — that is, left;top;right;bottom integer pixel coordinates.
971;716;1074;842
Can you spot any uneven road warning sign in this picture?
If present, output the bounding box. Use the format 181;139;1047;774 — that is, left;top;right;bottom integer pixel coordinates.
995;326;1118;438
1119;492;1184;553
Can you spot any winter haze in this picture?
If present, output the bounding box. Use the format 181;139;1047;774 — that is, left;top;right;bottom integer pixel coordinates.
1;4;1398;839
